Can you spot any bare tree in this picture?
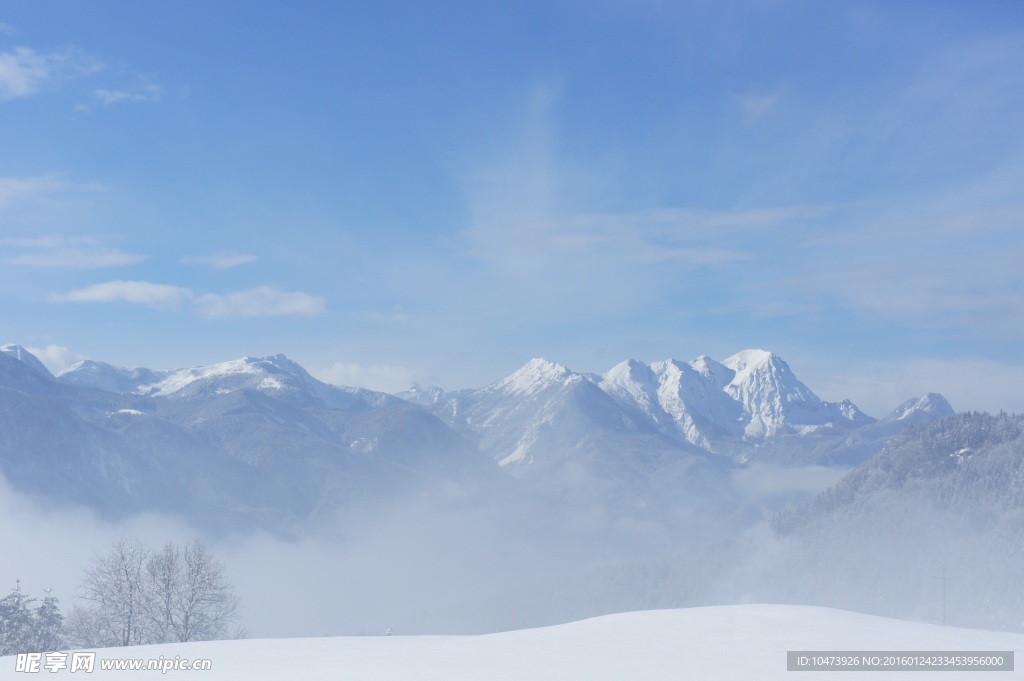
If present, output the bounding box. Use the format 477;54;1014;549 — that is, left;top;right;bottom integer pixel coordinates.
64;603;111;649
174;540;239;642
71;536;240;647
144;542;182;643
76;536;153;646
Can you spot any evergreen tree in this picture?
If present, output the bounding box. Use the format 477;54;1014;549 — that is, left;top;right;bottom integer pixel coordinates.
0;581;64;655
0;582;35;656
33;590;65;652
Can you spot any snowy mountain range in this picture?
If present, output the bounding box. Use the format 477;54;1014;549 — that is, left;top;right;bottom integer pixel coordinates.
0;344;488;534
0;343;952;535
4;343;1002;637
404;349;942;470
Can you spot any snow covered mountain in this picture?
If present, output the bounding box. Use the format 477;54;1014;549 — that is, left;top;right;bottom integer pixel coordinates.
410;358;737;523
601;350;873;453
0;346;488;534
58;354;394;410
421;350;887;473
886;392;955;423
446;357;669;470
0;343;53;378
0;343;956;539
766;411;1024;630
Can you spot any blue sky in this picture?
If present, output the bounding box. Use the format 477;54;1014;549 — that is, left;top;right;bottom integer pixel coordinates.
1;1;1023;416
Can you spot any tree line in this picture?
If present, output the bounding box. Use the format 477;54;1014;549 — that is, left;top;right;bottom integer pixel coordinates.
1;536;241;654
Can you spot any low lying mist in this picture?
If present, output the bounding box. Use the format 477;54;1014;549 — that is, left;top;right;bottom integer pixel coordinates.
3;445;1021;639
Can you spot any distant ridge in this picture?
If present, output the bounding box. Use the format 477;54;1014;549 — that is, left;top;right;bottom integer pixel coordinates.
411;350;910;471
0;342;955;535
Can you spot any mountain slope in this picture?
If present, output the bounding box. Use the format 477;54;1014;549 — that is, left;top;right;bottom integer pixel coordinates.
0;344;957;539
721;349;874;440
765;412;1024;630
597;350;875;455
430;350;885;467
0;349;491;535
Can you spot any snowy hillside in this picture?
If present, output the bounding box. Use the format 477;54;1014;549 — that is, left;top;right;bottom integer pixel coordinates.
1;605;1019;681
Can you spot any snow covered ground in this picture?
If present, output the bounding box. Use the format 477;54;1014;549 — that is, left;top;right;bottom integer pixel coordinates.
2;604;1021;680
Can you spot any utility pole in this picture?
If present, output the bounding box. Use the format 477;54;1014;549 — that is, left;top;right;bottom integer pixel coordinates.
934;561;956;626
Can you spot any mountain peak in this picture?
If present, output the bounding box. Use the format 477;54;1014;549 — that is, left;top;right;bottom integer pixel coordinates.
603;358;653;382
56;359;166;394
0;344;53;378
397;384;447;406
600;359;661;415
141;354;315;397
492;358;575;397
887;392;955;423
249;354;310;378
721;348;778;372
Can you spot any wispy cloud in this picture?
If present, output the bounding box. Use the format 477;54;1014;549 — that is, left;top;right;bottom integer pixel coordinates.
0;174;69;210
0;23;15;36
747;202;1024;332
455;79;826;320
3;236;146;269
464;206;810;273
732;463;848;504
0;47;102;101
180;252;259;270
25;344;84;375
50;280;193;310
50;281;326;319
195;286;326;320
311;361;421;393
736;90;782;122
462;202;820;296
93;84;162;106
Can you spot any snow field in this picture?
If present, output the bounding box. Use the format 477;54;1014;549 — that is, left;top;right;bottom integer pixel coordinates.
2;604;1021;681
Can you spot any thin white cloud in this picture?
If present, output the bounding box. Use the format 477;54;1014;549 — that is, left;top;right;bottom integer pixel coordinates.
0;174;105;213
755;203;1024;331
0;174;68;210
3;236;146;269
93;84;162;105
463;205;816;279
25;344;84;375
195;286;326;320
180;252;259;270
312;361;421;393
0;47;101;101
50;281;326;319
456;80;823;318
0;23;15;36
50;280;193;310
736;90;782;122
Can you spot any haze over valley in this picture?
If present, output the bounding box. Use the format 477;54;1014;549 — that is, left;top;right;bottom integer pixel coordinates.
6;342;1017;640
